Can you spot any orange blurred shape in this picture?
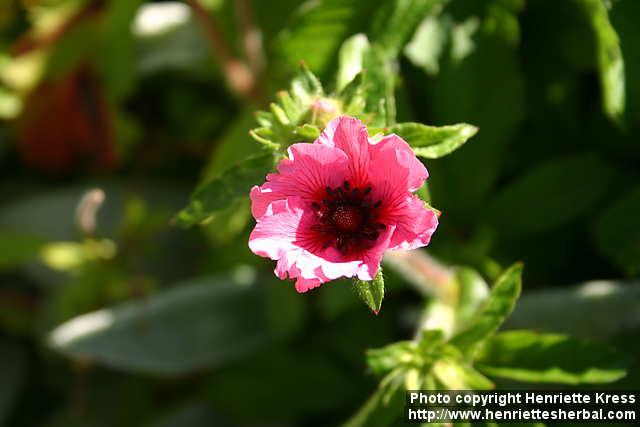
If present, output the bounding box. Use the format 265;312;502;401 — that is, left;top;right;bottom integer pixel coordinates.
16;66;116;175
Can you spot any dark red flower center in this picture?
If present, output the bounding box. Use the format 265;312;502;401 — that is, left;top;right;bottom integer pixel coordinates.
311;180;386;254
331;205;363;232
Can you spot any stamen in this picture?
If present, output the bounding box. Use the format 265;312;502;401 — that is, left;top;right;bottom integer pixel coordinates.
313;183;382;254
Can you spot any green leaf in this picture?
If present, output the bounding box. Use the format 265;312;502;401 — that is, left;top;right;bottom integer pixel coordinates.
386;122;478;159
249;64;325;148
476;330;630;384
0;230;46;270
450;263;522;357
369;45;399;126
595;187;640;274
404;14;450;75
95;0;144;102
369;0;449;58
335;36;395;125
452;266;490;333
336;34;370;91
353;269;385;314
277;0;374;75
48;276;270;375
366;341;414;376
486;154;616;235
342;372;405;427
422;5;525;221
433;358;494;390
174;152;275;228
150;401;228;427
208;349;361;422
579;0;625;124
505;279;640;340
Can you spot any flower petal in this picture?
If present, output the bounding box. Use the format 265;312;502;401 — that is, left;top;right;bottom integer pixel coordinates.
387;196;439;251
370;133;428;193
317;116;371;186
249;197;390;293
250;143;348;219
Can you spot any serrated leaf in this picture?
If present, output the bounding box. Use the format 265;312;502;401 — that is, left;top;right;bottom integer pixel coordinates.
450;263;522;357
387;122;478;158
476;330;629;384
580;0;625;124
353;269;385;314
174;152;274;228
48;276;269;375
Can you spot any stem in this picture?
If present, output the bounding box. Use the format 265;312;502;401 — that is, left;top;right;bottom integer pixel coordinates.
384;251;457;304
11;0;105;56
186;0;264;103
234;0;265;76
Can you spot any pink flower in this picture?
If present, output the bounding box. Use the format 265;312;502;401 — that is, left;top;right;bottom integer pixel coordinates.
249;116;439;293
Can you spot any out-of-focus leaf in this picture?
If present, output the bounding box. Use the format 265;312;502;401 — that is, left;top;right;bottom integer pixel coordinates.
133;2;213;76
336;34;370;91
362;45;396;126
353;269;385;314
342;373;405;427
486;154;616;235
423;4;525;222
208;349;361;422
404;14;450;75
452;266;490;333
95;0;144;102
476;330;629;384
0;230;46;270
386;122;478;158
579;0;625;124
433;358;494;390
450;263;522;357
506;279;640;340
366;341;414;376
265;277;306;339
369;0;448;58
276;0;374;75
151;401;232;427
610;0;640;125
174;151;275;228
48;276;270;375
596;187;640;274
0;341;26;425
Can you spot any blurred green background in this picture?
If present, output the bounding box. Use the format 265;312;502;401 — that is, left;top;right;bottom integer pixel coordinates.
1;0;639;426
